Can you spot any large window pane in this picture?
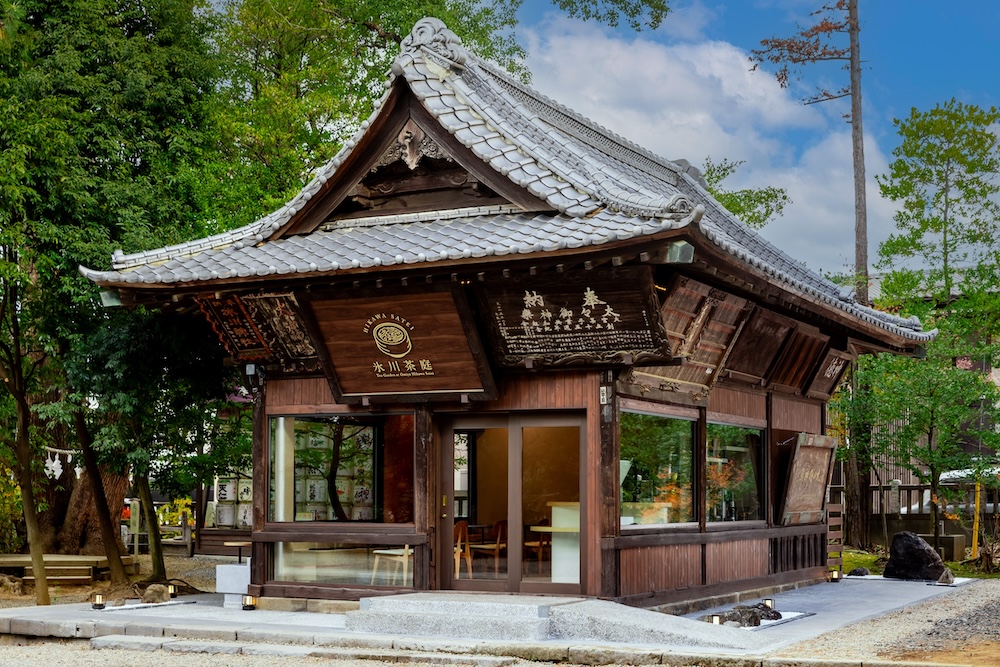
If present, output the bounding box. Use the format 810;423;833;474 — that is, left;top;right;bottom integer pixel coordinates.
706;424;762;522
268;414;414;523
272;542;414;587
619;412;694;525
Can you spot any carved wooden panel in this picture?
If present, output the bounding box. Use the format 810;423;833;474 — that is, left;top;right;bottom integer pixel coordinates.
307;288;495;403
477;266;671;367
806;349;854;398
198;293;321;373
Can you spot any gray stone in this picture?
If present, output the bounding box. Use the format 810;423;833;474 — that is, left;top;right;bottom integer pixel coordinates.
142;583;171;604
90;634;169;652
236;628;315;645
162;639;243;654
163;624;238;641
9;619;79;638
240;644;317;656
123;622;166;637
567;645;663;665
938;568;956;584
883;531;946;581
0;574;23;596
93;620;129;636
846;567;871;577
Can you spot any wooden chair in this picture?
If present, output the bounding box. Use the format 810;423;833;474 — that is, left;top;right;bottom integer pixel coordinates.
454;520;473;579
523;519;551;568
370;544;412;585
469;519;507;577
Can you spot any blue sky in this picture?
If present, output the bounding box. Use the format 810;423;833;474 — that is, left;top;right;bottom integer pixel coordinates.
513;1;1000;275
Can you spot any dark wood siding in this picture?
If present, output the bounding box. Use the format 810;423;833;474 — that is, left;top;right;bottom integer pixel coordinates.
707;384;767;426
772;394;823;433
705;539;768;584
619;544;701;595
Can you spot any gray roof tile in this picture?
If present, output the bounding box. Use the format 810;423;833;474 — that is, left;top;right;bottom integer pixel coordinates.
79;17;932;345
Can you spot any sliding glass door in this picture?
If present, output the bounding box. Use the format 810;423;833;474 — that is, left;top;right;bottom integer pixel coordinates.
442;414;583;593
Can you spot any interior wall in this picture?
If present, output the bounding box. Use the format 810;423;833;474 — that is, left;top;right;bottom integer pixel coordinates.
474;428;508;527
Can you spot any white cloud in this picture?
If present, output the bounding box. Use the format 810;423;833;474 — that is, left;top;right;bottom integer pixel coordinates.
521;18;896;274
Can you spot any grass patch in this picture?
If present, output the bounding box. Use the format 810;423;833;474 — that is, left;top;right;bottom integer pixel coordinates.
843;545;1000;579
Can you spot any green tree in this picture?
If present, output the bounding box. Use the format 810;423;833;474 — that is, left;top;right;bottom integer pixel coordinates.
876;99;1000;305
206;0;671;230
702;157;790;230
861;345;1000;547
81;309;248;581
1;0;224;596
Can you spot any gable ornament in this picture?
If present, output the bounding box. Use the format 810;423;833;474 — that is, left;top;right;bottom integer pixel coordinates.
401;17;468;66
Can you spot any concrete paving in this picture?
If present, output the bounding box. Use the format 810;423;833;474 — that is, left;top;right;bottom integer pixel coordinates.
0;577;976;666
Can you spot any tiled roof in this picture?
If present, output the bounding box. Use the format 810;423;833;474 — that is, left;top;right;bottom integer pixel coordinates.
79;18;932;344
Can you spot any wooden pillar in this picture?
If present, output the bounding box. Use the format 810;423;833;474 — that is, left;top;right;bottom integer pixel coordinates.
250;366;267;591
413;404;433;590
599;370;619;598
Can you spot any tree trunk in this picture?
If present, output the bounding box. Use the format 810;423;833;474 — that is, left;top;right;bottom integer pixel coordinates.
843;448;870;548
14;412;49;605
73;411;129;584
55;466;127;554
136;472;166;581
848;0;869;305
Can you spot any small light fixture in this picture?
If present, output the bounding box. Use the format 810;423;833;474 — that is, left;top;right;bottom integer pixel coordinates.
763;598;774;609
830;569;841;582
242;594;257;611
710;614;721;625
168;584;177;598
92;593;105;610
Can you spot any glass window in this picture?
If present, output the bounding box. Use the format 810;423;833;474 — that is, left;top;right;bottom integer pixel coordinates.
272;542;415;587
619;412;695;525
706;423;763;522
268;414;414;523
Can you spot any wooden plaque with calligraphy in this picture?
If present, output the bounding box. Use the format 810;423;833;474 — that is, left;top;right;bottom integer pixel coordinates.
477;266;672;368
780;433;838;526
306;288;495;403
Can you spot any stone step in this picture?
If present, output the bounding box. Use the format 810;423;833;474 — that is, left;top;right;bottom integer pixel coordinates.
89;635;515;665
348;593;588;640
345;609;551;641
360;592;583;618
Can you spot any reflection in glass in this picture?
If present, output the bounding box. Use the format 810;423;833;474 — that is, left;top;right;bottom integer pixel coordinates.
522;426;580;584
268;414;413;523
619;413;694;525
706;424;762;521
271;542;414;587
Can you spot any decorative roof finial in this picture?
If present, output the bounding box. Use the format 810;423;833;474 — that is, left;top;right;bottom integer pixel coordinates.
401;17;468;66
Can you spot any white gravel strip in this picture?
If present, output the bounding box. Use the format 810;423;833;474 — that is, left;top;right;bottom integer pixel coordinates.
0;641;382;666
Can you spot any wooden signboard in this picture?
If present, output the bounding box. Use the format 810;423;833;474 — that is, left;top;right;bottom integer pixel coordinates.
478;266;672;367
780;433;838;525
806;349;854;398
307;288;495;403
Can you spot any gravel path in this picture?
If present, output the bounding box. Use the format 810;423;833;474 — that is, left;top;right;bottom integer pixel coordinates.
773;577;1000;661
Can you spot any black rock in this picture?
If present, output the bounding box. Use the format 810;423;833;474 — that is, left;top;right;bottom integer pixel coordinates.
847;567;871;577
883;531;946;581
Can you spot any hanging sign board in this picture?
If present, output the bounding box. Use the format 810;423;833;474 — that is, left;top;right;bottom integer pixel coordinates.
307;288;495;403
478;266;671;367
780;433;838;525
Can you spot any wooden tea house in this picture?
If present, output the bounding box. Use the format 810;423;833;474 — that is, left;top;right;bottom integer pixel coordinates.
82;18;933;607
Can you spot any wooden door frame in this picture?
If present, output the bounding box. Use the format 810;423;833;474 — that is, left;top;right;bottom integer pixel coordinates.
438;412;587;594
